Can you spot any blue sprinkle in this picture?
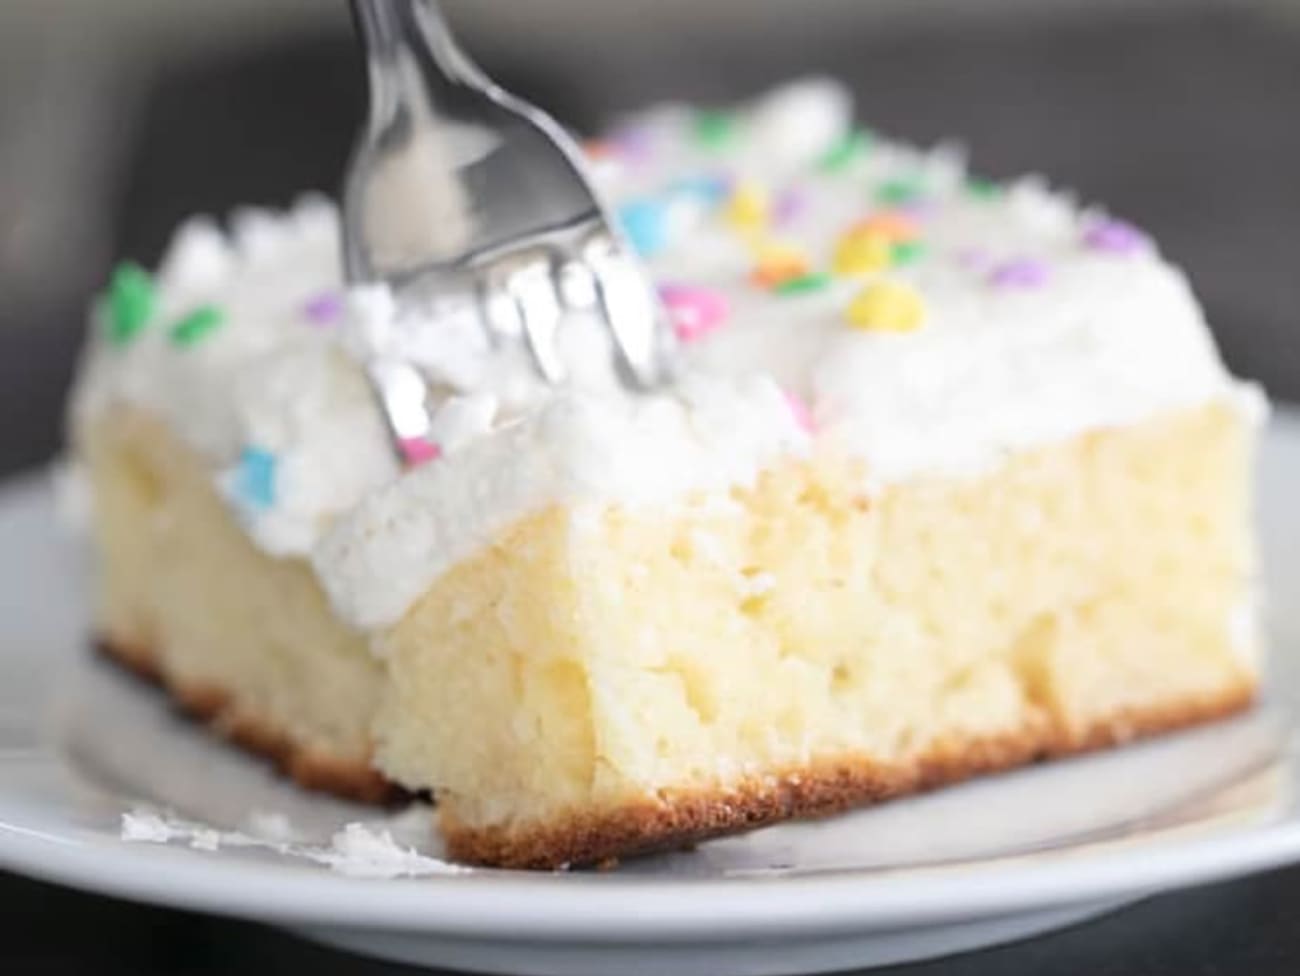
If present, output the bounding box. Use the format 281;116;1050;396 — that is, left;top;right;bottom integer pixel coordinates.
668;174;730;207
617;198;671;257
235;447;277;510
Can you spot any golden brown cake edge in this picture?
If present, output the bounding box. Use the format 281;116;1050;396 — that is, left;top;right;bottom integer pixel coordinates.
96;637;405;805
440;682;1257;869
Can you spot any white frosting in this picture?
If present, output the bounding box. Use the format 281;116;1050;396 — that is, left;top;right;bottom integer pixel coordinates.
71;79;1257;630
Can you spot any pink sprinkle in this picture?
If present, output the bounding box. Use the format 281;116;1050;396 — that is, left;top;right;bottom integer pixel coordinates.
659;284;730;342
774;186;809;227
989;257;1050;289
398;436;442;468
784;390;815;434
303;291;344;325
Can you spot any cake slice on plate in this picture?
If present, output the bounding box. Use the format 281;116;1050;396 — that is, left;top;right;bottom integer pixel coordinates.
71;80;1263;867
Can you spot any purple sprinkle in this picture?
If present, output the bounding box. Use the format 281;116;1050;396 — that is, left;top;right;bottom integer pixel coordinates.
989;257;1050;289
303;291;344;325
1083;218;1151;256
773;186;809;227
609;127;654;164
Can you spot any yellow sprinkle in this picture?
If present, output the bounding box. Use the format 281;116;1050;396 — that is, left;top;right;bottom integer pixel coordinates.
833;230;893;276
725;180;770;231
846;280;926;333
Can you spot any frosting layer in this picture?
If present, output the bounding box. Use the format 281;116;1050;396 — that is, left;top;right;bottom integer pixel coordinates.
71;79;1256;630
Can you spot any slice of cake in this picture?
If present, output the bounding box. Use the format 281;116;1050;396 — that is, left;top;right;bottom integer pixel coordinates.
71;80;1264;867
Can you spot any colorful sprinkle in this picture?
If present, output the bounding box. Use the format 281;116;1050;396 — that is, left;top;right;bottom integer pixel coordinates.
398;436;442;468
659;284;730;342
966;177;1003;200
818;129;871;172
233;447;276;510
989;257;1050;289
725;180;770;232
617;198;672;257
169;305;223;347
833;230;892;276
104;262;156;347
669;173;732;207
773;186;810;227
1083;218;1151;256
302;291;344;325
852;210;920;243
775;272;832;296
890;239;928;267
608;127;654;164
750;240;809;288
784;390;815;433
875;177;924;206
693;110;737;150
846;279;926;333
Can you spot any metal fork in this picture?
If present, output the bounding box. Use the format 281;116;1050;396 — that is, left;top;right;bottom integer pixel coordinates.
343;0;675;462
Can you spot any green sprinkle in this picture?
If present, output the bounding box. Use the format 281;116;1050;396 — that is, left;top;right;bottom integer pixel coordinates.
875;178;924;206
967;177;1002;200
693;110;737;150
105;262;156;347
891;240;928;266
169;306;224;347
818;129;871;172
775;272;832;296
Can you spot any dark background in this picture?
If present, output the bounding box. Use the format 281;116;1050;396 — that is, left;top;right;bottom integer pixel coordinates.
3;1;1300;972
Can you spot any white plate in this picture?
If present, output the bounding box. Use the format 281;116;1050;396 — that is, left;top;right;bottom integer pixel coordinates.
2;412;1300;976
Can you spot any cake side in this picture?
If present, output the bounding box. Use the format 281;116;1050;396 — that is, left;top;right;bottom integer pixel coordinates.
373;402;1257;867
80;405;396;801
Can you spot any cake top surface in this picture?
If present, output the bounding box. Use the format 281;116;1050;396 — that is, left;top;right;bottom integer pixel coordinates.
70;79;1252;630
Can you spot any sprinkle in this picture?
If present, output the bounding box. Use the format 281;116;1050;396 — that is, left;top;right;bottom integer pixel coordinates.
875;178;924;206
669;173;732;207
104;262;156;346
775;272;832;296
846;279;926;333
851;211;919;243
890;240;928;267
773;186;809;227
169;305;223;347
818;129;871;172
967;177;1003;200
398;436;442;468
582;139;613;160
989;257;1050;289
693;110;737;150
1082;218;1151;256
609;127;654;164
302;291;344;325
833;230;893;276
750;240;809;288
725;180;770;232
784;390;815;433
617;198;671;257
659;284;730;342
233;447;276;510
